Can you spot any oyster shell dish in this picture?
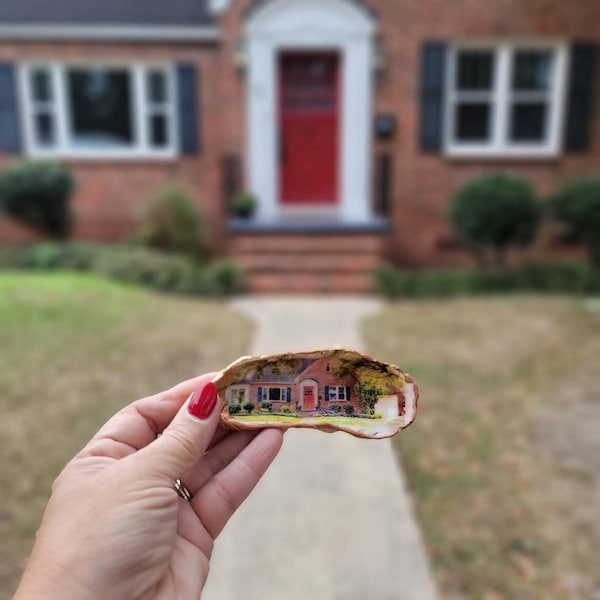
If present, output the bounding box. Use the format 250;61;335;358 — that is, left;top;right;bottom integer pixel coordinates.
213;349;418;439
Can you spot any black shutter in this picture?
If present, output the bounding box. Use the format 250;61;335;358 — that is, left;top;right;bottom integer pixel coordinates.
0;63;22;153
176;63;199;155
325;386;330;402
565;43;596;151
419;42;447;152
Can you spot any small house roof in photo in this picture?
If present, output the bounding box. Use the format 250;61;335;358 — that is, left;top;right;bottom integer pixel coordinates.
0;0;214;26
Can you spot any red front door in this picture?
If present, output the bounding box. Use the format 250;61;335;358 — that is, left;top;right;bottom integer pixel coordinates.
303;387;316;411
279;52;340;205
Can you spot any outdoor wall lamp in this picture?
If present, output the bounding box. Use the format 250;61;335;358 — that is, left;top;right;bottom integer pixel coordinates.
234;39;248;73
373;44;387;76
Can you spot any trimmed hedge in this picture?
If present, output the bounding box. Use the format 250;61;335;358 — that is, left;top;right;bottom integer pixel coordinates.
0;242;245;297
373;262;600;299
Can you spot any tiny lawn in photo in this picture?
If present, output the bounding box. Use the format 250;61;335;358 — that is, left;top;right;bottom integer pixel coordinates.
215;349;417;439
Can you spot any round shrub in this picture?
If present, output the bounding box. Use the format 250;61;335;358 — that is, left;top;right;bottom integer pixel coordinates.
0;161;74;238
242;402;255;414
137;187;205;256
228;403;242;414
550;177;600;265
200;258;245;296
450;173;539;266
343;404;355;416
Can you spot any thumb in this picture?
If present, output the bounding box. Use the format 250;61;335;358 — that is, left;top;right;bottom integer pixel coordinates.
143;379;221;480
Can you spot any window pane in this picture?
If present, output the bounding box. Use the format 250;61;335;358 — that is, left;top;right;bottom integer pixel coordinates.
68;68;133;148
455;103;491;141
34;112;55;147
269;388;281;401
513;51;552;91
457;51;494;90
147;70;167;103
31;68;52;102
510;102;547;142
150;114;167;148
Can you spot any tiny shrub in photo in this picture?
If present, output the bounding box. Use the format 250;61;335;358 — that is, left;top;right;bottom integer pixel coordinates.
550;177;600;266
242;402;255;414
228;403;242;414
450;172;539;266
137;187;205;256
261;401;273;412
282;407;292;414
0;161;74;238
329;404;342;414
344;404;355;416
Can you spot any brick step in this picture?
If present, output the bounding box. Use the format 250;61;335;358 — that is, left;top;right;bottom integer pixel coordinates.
235;251;381;273
230;234;385;254
248;272;375;294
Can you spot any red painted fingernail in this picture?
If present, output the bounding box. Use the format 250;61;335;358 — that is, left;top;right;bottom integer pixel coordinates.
188;382;217;420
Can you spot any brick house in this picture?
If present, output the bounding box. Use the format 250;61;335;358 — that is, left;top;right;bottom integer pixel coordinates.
227;355;407;416
0;0;598;291
227;356;362;414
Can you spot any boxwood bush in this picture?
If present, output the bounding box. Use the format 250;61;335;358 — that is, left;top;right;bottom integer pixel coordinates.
550;177;600;266
450;173;540;266
136;186;205;257
0;161;75;238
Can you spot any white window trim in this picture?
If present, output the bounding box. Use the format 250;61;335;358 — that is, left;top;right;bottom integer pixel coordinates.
19;61;179;160
444;40;569;159
328;385;349;402
228;386;248;404
266;386;290;403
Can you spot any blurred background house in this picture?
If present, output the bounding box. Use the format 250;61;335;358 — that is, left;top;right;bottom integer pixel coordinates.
0;0;598;291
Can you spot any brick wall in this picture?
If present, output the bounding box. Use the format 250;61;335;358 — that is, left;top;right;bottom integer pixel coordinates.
367;0;600;265
2;0;599;265
0;40;228;250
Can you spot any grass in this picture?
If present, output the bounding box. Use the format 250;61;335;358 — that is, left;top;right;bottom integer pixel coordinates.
0;272;252;599
363;296;600;600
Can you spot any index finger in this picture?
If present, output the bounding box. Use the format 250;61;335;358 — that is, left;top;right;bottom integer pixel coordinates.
79;373;219;459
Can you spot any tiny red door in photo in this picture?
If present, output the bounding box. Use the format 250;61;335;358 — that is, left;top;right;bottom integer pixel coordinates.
302;387;316;411
279;52;340;205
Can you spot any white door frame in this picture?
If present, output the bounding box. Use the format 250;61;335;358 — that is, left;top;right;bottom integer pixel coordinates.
246;0;376;223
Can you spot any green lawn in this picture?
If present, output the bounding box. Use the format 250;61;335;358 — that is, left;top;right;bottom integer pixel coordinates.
0;272;252;599
363;296;600;600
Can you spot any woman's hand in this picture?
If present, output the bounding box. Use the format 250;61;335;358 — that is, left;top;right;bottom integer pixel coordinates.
14;374;284;600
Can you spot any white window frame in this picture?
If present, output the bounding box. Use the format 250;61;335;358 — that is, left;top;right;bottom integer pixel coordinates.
266;387;289;403
19;61;178;160
229;386;247;405
328;386;348;402
445;41;568;158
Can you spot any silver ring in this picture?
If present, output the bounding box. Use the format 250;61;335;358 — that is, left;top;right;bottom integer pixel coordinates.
175;478;192;502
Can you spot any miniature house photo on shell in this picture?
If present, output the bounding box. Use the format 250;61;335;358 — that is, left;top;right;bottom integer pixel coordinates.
215;349;418;439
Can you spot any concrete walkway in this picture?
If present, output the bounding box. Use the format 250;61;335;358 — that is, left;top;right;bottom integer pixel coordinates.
203;297;438;600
